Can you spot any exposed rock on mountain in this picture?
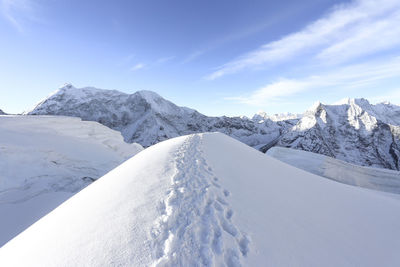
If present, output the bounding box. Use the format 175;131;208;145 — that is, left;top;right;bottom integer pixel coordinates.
0;109;7;115
26;84;400;171
278;99;400;170
26;84;295;148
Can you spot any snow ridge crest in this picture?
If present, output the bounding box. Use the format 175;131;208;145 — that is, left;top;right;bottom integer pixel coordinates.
151;135;250;266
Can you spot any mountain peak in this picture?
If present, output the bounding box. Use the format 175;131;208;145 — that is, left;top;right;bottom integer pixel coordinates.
134;90;164;105
306;101;323;113
333;97;371;107
60;83;74;90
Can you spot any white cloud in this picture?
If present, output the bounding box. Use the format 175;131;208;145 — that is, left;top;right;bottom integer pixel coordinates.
0;0;40;32
156;56;175;65
227;57;400;106
130;63;145;71
207;0;400;79
182;51;205;64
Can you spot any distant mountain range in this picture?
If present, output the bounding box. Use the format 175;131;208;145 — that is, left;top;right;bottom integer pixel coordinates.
26;84;400;170
25;84;297;148
278;99;400;170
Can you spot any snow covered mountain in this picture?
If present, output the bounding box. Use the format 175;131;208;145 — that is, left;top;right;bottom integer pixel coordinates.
277;98;400;170
1;133;400;266
252;111;301;122
268;146;400;194
26;84;294;148
25;84;400;171
0;115;142;246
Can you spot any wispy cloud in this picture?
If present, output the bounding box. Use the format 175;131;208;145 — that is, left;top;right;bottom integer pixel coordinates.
182;51;205;64
156;56;175;65
207;0;400;79
0;0;41;32
183;6;302;64
126;56;173;71
227;57;400;106
130;63;145;71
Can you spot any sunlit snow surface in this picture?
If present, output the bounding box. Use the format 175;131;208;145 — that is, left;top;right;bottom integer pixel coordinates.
1;133;400;266
0;115;142;246
267;146;400;194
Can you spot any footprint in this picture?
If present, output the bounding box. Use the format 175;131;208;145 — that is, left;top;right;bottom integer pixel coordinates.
224;248;241;267
217;197;228;206
212;182;221;188
214;201;223;212
200;245;212;266
223;190;230;197
212;226;223;255
221;217;238;237
238;235;250;256
226;209;234;220
157;200;167;215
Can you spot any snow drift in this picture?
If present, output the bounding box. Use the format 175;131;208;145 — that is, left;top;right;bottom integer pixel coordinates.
0;115;142;246
267;146;400;194
1;133;400;266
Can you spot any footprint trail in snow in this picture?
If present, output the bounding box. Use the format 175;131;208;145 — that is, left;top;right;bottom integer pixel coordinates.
150;134;250;266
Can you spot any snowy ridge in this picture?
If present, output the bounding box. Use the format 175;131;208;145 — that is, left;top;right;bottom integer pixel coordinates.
1;133;400;266
151;135;249;266
267;146;400;194
0;109;6;115
278;98;400;170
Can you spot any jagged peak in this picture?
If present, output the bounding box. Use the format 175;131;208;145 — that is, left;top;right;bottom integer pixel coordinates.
306;101;324;113
333;97;371;107
59;83;74;90
255;110;267;116
135;90;162;99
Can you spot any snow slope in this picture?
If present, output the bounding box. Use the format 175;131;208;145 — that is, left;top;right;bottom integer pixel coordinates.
267;146;400;194
0;115;142;246
26;83;293;148
1;133;400;266
278;98;400;170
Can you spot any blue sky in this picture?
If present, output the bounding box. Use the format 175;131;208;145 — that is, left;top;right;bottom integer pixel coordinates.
1;0;400;116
